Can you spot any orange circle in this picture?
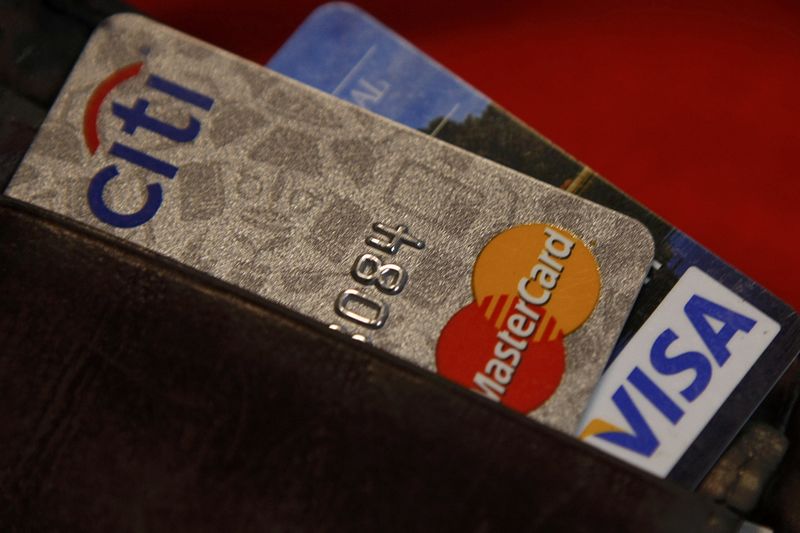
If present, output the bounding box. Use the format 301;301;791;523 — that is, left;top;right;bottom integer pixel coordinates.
472;224;600;335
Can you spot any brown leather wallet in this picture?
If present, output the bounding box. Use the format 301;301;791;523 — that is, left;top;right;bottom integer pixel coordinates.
0;198;740;531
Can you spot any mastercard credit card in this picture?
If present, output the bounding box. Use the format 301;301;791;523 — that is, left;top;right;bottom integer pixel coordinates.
267;2;800;487
4;14;655;434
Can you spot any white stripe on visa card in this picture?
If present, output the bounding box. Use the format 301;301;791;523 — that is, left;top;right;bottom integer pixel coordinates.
579;266;780;477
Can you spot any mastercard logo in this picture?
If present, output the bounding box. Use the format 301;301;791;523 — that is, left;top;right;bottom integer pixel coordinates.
436;224;601;414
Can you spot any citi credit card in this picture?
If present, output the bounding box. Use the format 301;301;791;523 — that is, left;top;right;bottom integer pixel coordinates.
3;14;655;435
267;2;800;487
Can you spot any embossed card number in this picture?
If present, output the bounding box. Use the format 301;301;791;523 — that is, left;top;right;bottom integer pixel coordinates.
334;222;425;332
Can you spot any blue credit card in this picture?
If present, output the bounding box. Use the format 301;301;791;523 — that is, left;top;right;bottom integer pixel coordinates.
268;3;490;133
268;3;800;488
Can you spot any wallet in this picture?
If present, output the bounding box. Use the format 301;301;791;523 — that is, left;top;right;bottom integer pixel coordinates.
1;2;797;531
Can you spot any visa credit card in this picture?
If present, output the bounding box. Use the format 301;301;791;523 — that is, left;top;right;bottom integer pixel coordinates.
3;14;655;435
267;3;800;487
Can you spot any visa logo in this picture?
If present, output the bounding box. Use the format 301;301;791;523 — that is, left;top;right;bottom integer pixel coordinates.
578;266;780;478
83;62;214;228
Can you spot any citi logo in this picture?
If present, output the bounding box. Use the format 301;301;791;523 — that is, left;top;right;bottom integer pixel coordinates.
82;62;214;228
578;266;780;477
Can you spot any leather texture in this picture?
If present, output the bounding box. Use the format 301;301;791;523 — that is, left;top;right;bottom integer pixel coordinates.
0;199;740;531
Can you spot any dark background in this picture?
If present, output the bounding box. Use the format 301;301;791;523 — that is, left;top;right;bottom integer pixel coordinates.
130;0;800;312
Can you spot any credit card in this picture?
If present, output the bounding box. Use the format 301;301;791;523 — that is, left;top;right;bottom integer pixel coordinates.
3;14;654;434
267;3;800;487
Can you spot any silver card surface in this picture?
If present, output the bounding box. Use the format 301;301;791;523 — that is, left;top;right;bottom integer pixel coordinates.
5;14;653;433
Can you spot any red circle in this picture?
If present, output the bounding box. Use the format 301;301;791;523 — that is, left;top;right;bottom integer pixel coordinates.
436;298;565;414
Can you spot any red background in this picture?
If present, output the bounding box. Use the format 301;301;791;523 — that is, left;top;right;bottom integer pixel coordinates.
131;0;800;311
